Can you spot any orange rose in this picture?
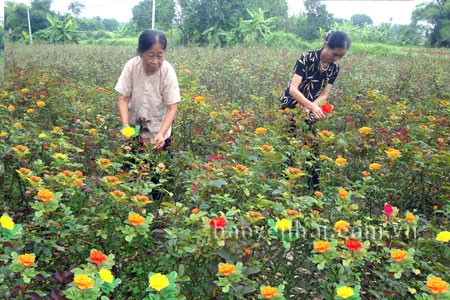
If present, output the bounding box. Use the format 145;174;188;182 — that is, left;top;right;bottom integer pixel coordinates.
192;208;199;214
128;213;145;226
288;167;302;175
73;274;94;290
18;253;35;267
18;168;31;174
406;212;415;223
314;240;331;253
261;286;278;299
391;249;408;262
37;189;54;202
235;164;247;171
218;263;236;276
338;188;348;199
136;195;150;202
90;250;107;264
286;209;299;216
260;144;273;151
314;191;323;197
249;211;263;218
426;277;448;294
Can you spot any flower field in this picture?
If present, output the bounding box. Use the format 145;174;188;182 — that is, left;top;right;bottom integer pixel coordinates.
1;44;449;299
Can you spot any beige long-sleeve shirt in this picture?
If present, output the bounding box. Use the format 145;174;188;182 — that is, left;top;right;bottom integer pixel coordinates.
115;57;181;139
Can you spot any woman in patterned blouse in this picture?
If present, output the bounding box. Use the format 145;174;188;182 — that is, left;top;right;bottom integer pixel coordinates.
280;31;350;191
280;31;351;123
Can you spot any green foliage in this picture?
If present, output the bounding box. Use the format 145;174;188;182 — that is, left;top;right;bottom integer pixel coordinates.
132;0;176;31
303;0;333;40
351;14;373;27
34;14;79;44
1;43;449;299
67;1;86;18
412;0;450;47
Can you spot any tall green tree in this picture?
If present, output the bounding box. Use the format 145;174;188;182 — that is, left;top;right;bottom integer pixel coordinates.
351;14;373;27
178;0;245;45
302;0;333;40
5;0;55;41
68;1;86;19
131;0;175;31
178;0;287;45
412;0;450;47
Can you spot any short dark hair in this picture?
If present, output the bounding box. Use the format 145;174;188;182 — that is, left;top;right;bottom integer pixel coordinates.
325;31;351;49
137;29;167;54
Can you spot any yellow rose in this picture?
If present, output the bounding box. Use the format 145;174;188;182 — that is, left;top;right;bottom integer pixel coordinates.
275;219;292;231
122;126;136;137
149;273;169;291
369;163;381;170
337;286;354;299
255;127;267;134
334;220;350;232
386;148;400;159
436;231;450;243
99;269;114;283
358;127;371;134
335;157;347;165
0;215;15;230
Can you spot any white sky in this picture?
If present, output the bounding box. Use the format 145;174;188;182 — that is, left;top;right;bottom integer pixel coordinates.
6;0;430;25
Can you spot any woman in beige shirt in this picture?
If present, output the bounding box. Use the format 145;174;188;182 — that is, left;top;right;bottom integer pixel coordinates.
115;29;181;151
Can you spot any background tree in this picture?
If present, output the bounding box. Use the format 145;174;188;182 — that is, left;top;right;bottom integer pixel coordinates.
68;1;86;19
301;0;333;40
412;0;450;46
35;14;79;43
244;0;288;30
5;2;28;41
178;0;245;45
178;0;288;45
102;19;120;32
351;14;373;27
5;0;55;41
131;0;175;31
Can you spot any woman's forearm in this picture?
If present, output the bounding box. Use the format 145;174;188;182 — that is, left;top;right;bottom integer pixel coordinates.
118;95;130;126
158;104;177;137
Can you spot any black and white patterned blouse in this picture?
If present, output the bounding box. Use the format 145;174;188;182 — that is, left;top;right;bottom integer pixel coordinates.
281;48;340;109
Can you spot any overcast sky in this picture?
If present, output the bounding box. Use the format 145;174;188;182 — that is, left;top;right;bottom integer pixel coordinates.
6;0;430;25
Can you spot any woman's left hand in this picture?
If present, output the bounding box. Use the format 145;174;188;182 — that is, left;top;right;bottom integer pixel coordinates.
151;133;165;150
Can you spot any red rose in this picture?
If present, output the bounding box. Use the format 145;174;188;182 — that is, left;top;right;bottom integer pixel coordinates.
384;203;393;215
89;250;107;264
321;104;334;114
210;217;227;229
345;238;362;251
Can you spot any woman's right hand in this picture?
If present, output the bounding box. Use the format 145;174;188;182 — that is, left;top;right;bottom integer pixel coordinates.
310;103;325;120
